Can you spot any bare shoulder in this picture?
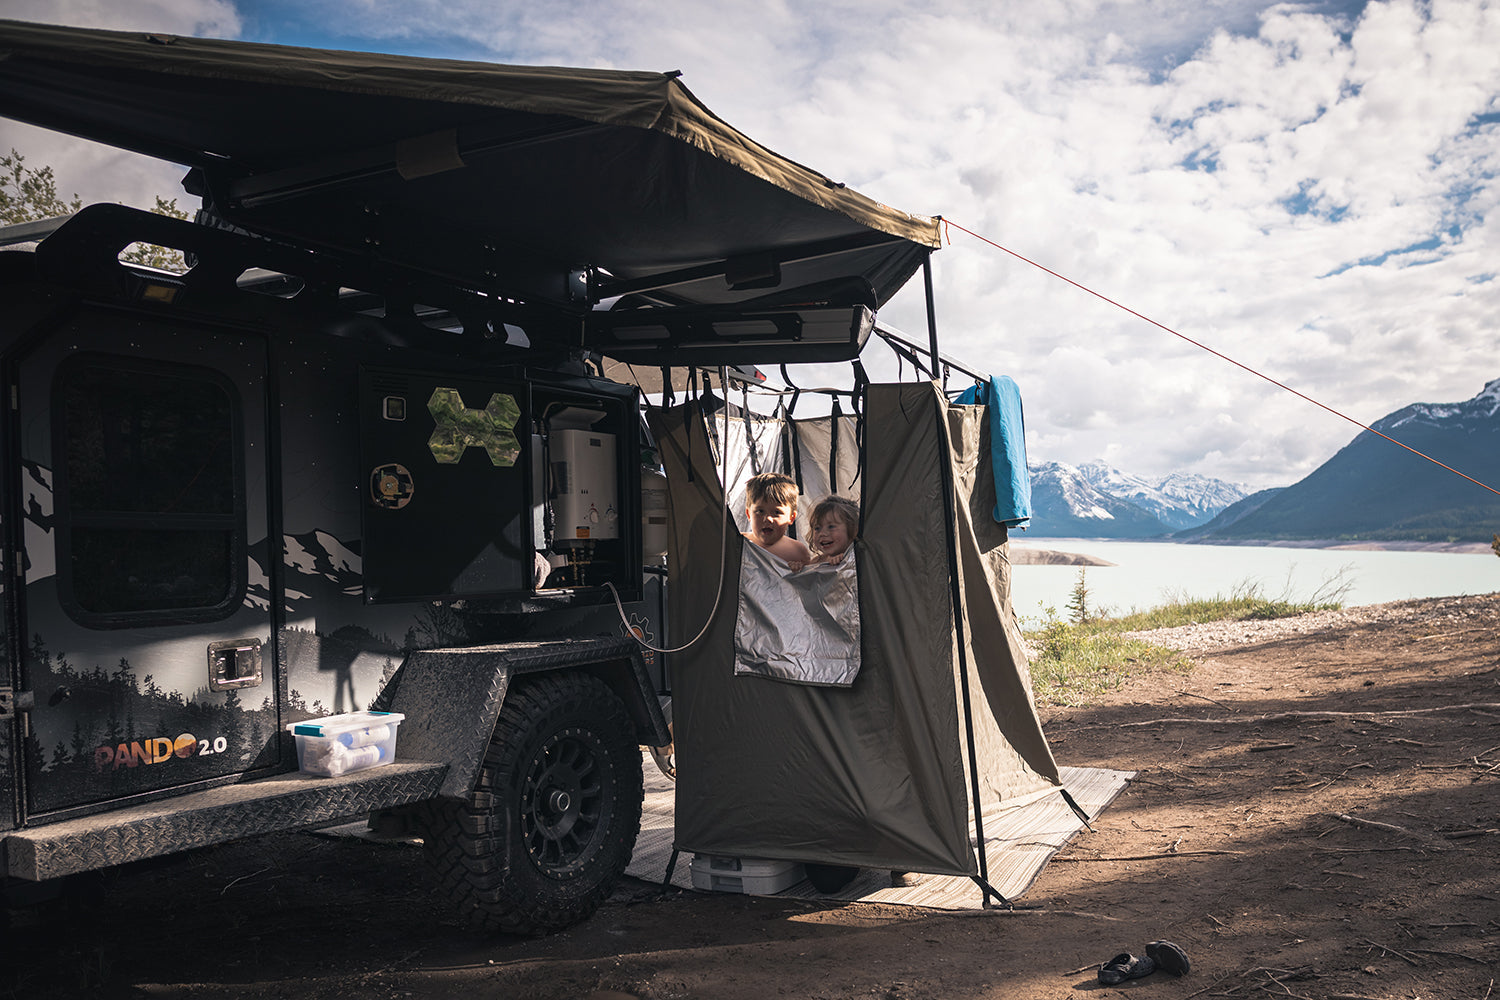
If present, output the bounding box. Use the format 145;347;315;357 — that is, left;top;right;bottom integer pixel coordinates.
776;537;815;561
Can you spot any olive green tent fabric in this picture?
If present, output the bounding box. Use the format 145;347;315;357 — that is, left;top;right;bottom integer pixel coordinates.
945;401;1063;805
653;383;1061;876
0;19;938;311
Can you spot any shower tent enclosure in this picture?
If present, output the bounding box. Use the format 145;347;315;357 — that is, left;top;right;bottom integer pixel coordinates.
654;380;1082;902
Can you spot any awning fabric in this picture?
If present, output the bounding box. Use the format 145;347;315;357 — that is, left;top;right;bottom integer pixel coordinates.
0;19;939;313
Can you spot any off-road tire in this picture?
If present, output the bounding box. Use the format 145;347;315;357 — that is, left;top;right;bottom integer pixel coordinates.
422;671;643;935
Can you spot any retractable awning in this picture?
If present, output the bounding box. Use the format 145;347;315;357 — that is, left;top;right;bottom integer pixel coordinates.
0;19;939;320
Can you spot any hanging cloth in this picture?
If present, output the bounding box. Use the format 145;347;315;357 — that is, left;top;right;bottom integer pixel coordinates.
954;375;1031;529
733;543;861;688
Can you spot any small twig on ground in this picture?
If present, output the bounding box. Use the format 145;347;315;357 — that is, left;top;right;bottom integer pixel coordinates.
1179;690;1236;711
220;867;273;895
1249;742;1298;752
1417;628;1493;640
938;906;1125;920
1206;912;1229;928
1443;828;1498;839
1124;777;1178;790
1096;702;1500;729
1180;974;1237;999
1048;850;1241;862
1409;947;1494;964
1361;938;1421;966
1241;966;1313;978
1335;813;1447;848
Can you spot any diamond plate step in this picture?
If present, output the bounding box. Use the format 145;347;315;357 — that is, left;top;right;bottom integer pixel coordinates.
5;760;449;881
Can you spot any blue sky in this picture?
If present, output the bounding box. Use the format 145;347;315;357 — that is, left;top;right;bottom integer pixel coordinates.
2;0;1497;492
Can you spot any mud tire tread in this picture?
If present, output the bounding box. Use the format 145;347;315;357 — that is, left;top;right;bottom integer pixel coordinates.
420;671;642;935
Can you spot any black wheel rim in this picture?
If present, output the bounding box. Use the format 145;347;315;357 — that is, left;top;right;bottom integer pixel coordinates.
520;725;612;877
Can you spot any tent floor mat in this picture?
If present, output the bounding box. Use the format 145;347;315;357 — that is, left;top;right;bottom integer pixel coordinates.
626;758;1133;910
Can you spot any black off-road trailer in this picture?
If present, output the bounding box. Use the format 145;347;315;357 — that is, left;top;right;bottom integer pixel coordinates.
0;20;940;933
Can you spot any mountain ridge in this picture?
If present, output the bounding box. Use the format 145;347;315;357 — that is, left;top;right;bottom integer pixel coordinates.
1194;378;1500;544
1021;378;1500;543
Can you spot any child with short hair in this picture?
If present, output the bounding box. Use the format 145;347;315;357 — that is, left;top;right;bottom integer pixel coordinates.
742;472;814;565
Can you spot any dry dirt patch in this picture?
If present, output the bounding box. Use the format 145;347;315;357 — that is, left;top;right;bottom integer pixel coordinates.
7;595;1499;1000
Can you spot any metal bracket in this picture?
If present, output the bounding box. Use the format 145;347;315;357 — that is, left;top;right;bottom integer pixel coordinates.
208;638;264;691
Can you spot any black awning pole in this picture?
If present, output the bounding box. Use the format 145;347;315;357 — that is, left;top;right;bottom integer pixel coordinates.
923;252;940;382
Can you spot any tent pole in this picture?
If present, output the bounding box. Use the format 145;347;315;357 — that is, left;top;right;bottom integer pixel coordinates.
932;390;1008;910
660;847;681;896
969;874;1011;909
922;252;940;380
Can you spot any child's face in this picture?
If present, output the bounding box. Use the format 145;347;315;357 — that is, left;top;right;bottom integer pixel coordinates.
812;516;852;559
747;500;796;548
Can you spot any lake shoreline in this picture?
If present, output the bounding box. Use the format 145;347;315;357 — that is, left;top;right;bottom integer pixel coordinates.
1008;537;1499;613
1015;537;1494;555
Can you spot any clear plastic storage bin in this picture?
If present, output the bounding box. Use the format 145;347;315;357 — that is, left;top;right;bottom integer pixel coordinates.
286;711;405;777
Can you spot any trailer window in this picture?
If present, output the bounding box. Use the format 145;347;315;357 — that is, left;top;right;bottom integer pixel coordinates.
54;357;245;626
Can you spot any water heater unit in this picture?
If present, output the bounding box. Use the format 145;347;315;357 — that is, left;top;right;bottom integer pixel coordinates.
551;428;619;544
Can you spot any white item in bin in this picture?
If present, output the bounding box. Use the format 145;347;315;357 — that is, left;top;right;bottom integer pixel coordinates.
689;854;806;894
337;723;392;748
286;711;404;777
326;743;384;775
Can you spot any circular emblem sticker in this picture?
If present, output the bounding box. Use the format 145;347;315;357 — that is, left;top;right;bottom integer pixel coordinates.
370;463;415;509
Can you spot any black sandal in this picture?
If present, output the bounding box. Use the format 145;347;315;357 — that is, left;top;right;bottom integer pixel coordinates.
1098;952;1156;985
1146;940;1191;976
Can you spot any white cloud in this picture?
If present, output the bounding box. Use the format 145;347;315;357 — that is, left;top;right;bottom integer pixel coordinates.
1;0;1497;492
1;0;240;34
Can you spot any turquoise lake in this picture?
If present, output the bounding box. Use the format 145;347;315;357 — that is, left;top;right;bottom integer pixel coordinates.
1008;538;1499;623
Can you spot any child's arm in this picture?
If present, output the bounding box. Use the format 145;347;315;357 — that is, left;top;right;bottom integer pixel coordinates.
786;538;815;566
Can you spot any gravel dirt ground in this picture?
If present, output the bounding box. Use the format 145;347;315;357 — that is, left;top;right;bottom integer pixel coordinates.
6;593;1499;1000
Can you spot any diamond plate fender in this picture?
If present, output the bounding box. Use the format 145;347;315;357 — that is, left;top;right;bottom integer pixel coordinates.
386;635;666;799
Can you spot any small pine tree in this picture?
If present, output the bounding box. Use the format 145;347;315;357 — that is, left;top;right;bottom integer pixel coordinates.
1066;568;1091;624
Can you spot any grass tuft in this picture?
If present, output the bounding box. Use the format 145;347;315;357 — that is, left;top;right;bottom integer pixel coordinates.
1022;574;1349;706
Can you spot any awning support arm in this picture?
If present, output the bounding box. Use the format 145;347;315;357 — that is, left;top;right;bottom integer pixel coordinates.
923;252;940;382
227;118;605;209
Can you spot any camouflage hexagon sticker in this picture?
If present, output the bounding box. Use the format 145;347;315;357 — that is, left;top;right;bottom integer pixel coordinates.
426;387;521;466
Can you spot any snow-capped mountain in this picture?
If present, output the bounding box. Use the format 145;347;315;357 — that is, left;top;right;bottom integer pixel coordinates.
1379;377;1500;433
1076;461;1249;531
1201;378;1500;543
1025;460;1249;538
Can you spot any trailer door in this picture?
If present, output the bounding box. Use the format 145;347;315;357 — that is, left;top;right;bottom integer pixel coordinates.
13;309;277;817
